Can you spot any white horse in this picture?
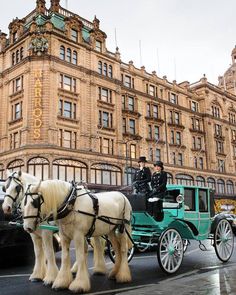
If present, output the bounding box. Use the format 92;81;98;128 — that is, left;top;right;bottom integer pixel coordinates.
2;170;59;285
22;179;133;293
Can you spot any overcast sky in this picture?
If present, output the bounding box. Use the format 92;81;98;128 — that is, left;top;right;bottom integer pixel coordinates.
0;0;235;84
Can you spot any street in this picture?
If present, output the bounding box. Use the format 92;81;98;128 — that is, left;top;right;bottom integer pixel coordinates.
1;239;236;295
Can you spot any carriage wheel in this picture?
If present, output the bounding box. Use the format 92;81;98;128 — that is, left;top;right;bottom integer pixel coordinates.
183;239;189;253
107;241;135;264
214;219;234;262
157;228;184;274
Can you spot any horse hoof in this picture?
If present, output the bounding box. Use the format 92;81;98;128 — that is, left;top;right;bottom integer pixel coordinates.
30;278;43;283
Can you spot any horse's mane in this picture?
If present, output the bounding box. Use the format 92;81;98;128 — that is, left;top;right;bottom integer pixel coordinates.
21;172;39;185
39;180;72;217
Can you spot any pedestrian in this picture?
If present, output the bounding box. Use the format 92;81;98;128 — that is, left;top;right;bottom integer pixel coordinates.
148;161;167;221
132;156;151;194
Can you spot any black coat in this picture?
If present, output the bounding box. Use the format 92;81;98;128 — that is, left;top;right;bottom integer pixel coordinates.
133;167;151;193
151;170;167;195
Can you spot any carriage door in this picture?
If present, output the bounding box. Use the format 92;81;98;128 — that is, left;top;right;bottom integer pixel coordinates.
198;188;211;239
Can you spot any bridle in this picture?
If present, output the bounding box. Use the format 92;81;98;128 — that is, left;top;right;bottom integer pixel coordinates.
23;185;44;224
3;172;24;203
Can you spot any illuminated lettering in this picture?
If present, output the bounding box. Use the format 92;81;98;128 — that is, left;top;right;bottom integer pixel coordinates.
33;70;43;139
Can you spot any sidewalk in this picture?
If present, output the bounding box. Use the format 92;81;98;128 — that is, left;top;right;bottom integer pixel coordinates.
118;263;236;295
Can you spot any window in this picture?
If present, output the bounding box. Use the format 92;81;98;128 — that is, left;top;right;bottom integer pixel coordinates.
12;76;23;93
128;96;134;111
129;119;135;134
218;159;225;172
59;129;77;149
148;125;152;139
212;106;220;118
215;124;222;136
130;144;136;159
170;93;178;104
13;31;17;43
100;138;114;155
184;188;195;211
169;110;180;125
171;152;176;165
122;118;126;133
149;146;153;161
20;47;24;60
60;46;65;60
155;148;161;161
72;51;77;65
176;174;194;186
176;132;181;145
71;29;78;42
149;85;155;96
191;101;198;112
108;65;113;78
207;177;216;190
217;179;225;194
7;159;24;172
170;130;181;145
153;105;158;118
178;153;183;166
99;87;112;103
95;40;102;52
232;130;236;141
226;180;234;195
199;189;208;212
99;111;113;128
66;48;71;62
91;163;121;185
154;126;159;141
10;132;20;149
170;130;174;144
103;63;107;76
196;176;205;187
191;118;201;130
27;157;49;180
124;75;131;88
229;112;236;124
199;157;203;170
59;100;76;119
60;74;76;92
147;103;151;117
53;159;87;182
98;61;102;74
216;141;224;153
12;53;15;65
12;102;22;120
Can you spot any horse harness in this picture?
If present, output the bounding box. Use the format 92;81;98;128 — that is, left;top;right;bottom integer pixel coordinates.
3;172;24;203
23;182;131;239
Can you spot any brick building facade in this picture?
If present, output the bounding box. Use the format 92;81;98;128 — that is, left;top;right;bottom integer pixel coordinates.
0;0;236;197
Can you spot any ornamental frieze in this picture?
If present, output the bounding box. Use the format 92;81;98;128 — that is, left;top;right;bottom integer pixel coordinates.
29;36;49;56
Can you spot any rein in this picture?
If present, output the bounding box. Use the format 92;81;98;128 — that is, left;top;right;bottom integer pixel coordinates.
23;185;44;221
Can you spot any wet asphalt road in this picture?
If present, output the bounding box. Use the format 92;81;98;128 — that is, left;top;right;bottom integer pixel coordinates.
1;239;236;295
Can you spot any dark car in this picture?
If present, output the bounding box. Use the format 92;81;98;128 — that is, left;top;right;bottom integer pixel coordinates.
0;180;35;266
214;212;236;235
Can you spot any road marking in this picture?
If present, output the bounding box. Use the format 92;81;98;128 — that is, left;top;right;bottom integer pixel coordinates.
0;274;30;279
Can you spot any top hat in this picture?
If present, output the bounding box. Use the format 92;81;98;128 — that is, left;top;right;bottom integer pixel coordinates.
138;156;147;163
154;161;164;169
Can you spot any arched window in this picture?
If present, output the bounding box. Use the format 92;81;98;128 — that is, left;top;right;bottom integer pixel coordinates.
20;47;24;60
207;177;216;190
108;65;113;78
16;50;19;63
124;167;136;186
103;63;107;76
217;179;225;194
167;172;173;184
196;176;205;187
226;180;234;195
66;48;71;62
27;157;49;180
91;163;121;185
0;164;4;179
175;174;194;186
98;61;102;75
72;51;77;65
7;159;24;172
53;159;87;182
60;45;65;60
12;53;15;65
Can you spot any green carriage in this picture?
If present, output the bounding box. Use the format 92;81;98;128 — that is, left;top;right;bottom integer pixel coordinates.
127;184;234;274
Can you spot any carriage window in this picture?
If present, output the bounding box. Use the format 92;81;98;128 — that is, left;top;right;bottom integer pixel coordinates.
184;188;195;211
199;189;208;212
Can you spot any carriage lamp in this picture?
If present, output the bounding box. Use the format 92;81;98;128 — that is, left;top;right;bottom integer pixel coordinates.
176;194;184;203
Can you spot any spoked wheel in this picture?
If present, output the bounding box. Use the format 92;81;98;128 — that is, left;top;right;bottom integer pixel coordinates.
214;219;234;262
183;239;189;253
157;228;184;274
107;241;135;263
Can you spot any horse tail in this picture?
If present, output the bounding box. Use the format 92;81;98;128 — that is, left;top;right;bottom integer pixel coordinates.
122;194;133;250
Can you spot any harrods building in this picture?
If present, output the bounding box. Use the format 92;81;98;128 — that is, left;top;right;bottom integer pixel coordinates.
1;0;236;197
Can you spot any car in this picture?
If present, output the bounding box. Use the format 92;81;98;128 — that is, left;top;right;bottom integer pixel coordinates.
0;180;61;267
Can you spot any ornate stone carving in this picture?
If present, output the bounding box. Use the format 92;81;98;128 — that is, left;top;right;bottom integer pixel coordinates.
29;36;49;56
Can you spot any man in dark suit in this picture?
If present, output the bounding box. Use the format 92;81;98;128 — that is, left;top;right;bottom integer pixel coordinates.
148;161;167;221
133;156;151;194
